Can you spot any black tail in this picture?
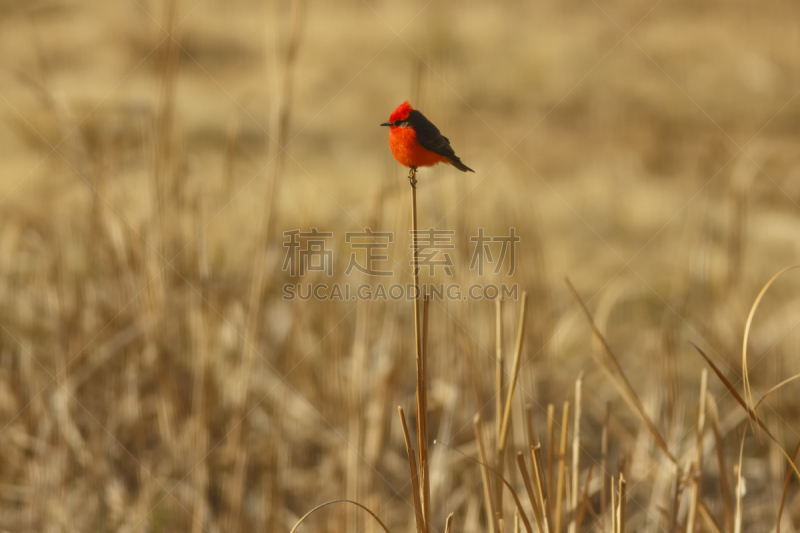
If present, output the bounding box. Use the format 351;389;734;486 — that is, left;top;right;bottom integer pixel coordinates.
449;157;474;173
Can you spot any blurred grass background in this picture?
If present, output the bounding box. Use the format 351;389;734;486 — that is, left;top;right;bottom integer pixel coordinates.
2;0;800;531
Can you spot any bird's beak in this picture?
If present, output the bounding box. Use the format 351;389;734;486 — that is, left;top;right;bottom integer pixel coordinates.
380;122;391;127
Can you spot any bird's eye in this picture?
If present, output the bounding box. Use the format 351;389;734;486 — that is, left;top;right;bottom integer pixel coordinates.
399;121;408;127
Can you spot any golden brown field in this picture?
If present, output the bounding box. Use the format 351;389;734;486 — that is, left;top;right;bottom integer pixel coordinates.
2;0;800;531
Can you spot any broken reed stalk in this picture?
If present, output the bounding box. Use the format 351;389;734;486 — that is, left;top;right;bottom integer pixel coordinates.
569;376;582;533
496;299;505;513
516;452;546;533
399;407;425;533
475;414;498;533
532;445;552;533
407;166;430;533
687;370;708;533
565;278;675;465
555;402;570;533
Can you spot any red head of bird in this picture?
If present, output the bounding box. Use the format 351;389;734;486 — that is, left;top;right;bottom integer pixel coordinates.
388;101;413;124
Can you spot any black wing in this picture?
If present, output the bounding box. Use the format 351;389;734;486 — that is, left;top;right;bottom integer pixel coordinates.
407;110;473;172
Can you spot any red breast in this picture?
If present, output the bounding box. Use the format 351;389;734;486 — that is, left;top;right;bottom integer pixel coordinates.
388;126;448;169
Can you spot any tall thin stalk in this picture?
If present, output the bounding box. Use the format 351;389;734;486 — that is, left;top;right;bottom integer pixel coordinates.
569;376;582;533
408;166;430;533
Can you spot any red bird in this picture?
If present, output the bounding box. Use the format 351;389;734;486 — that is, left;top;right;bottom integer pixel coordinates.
381;101;474;175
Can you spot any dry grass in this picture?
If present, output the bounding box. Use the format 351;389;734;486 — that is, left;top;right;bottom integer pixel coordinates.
2;0;800;532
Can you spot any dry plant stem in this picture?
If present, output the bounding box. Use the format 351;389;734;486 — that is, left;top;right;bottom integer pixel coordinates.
569;376;582;533
532;445;552;533
496;298;504;441
601;403;609;525
475;414;498;533
515;512;521;533
610;476;616;533
444;513;454;533
734;430;746;533
409;166;430;533
741;265;800;428
290;499;391;533
547;403;555;520
566;278;675;464
617;475;626;533
400;408;425;533
563;467;571;531
497;293;528;516
399;407;425;533
555;402;570;533
708;393;733;533
498;292;529;443
498;292;529;450
421;294;431;531
687;370;708;533
516;452;545;533
496;299;505;512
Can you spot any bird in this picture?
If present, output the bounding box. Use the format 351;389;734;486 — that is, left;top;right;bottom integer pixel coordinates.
381;101;474;183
